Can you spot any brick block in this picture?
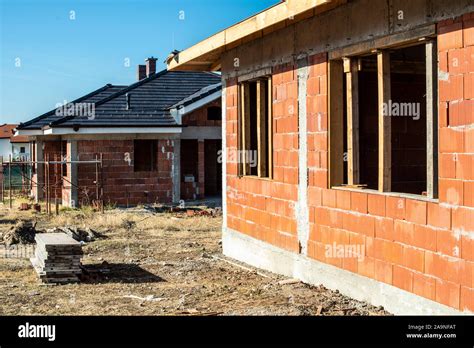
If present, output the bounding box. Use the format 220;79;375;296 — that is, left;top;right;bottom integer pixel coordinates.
461;260;474;288
394;220;415;245
405;199;427;225
425;251;462;284
403;246;425;273
358;257;375;279
322;189;337;208
435;279;460;310
437;229;461;258
449;99;474;126
386;196;406;220
452;207;474;240
456;154;474;180
393;265;414;292
368;194;386;217
412;224;437;251
336;190;351;210
461;231;474;262
350;191;368;214
307;77;320;96
439;74;463;102
466;127;474;152
374;239;403;265
448;48;469;74
439;178;464;206
439;102;449;127
375;217;394;241
460;286;474;312
427;202;451;230
465;182;474;208
439;126;464;153
343;213;375;237
439;153;456;179
413;273;436;301
438;21;463;51
375;259;393;284
464;73;474;99
465;18;474;47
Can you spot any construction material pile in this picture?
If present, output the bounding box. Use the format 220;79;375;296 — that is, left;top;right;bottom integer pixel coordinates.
30;233;83;284
3;220;37;246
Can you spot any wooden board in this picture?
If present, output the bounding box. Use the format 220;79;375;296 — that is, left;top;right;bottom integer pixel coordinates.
345;57;360;185
328;60;344;187
257;79;267;177
377;51;391;192
426;40;438;199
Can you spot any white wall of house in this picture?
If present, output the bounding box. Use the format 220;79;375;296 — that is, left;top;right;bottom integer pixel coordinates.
11;142;30;160
0;138;11;160
0;140;30;160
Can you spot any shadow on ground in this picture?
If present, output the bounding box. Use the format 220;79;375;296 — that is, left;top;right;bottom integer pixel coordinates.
80;263;165;284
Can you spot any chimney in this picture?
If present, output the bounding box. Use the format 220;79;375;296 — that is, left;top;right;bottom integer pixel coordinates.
137;65;146;80
145;57;157;77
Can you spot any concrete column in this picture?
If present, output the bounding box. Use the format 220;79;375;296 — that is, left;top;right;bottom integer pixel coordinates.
221;79;227;229
33;140;44;202
172;139;181;203
296;58;310;255
198;139;205;199
68;140;78;208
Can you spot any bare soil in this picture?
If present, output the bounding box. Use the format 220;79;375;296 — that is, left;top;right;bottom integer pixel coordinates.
0;200;390;316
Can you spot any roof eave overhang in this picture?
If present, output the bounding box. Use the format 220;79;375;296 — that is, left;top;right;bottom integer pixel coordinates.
42;126;183;136
167;0;345;72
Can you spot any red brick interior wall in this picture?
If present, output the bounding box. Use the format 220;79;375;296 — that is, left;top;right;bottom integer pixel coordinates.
42;141;63;202
225;14;474;312
76;139;173;206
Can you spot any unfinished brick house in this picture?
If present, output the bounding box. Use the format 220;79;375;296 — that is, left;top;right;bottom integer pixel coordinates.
167;0;474;314
16;58;222;207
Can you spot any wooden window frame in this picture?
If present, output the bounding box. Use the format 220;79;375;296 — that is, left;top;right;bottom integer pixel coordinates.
238;76;273;179
329;33;438;199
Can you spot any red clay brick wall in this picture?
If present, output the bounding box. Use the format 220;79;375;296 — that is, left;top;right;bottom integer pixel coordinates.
182;100;222;127
225;14;474;312
225;62;299;253
76;139;173;206
306;15;473;312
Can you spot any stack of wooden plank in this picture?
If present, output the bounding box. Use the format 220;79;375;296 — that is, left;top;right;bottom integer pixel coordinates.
30;233;83;284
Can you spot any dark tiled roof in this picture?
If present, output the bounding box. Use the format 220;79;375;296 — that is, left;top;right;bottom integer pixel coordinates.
18;84;126;130
170;82;222;110
50;70;221;128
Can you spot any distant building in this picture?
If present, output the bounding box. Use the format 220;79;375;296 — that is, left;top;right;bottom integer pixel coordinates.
0;124;30;161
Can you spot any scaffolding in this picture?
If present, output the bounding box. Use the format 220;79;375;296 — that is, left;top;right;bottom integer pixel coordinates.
0;154;104;214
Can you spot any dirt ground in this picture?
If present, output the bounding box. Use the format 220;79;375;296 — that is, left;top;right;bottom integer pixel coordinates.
0;200;390;316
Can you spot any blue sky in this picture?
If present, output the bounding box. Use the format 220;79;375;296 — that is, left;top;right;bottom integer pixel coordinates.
0;0;278;124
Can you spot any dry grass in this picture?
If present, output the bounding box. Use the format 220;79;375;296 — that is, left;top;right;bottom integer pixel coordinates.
0;200;389;316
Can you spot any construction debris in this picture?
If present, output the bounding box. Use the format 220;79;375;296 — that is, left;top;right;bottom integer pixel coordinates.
278;278;301;286
46;226;101;242
30;233;83;284
3;220;37;246
19;203;31;211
